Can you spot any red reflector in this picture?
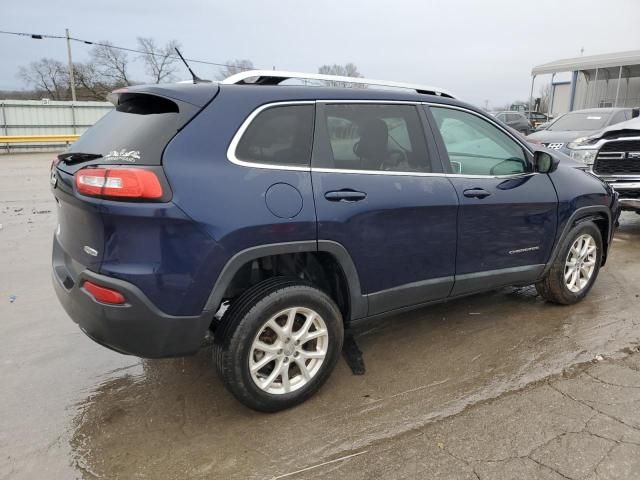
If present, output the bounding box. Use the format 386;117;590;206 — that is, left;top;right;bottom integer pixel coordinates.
75;167;163;199
83;281;126;305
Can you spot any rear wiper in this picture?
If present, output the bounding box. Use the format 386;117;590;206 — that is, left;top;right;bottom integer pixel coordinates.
57;152;103;164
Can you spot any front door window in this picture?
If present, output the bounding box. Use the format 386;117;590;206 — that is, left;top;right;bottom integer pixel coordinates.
431;107;529;176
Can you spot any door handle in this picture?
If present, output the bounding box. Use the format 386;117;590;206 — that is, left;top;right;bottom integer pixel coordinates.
324;189;367;202
463;188;491;199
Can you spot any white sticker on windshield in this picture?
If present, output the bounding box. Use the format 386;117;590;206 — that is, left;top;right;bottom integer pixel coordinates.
586;116;602;120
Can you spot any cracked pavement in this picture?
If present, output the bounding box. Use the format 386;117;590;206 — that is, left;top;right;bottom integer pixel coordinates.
1;153;640;479
297;352;640;480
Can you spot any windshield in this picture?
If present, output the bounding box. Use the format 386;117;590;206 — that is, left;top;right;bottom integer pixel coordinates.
548;112;610;131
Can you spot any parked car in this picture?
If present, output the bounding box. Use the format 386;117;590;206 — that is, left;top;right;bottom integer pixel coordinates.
491;111;533;135
526;107;635;154
486;126;584;169
565;114;640;213
51;71;620;411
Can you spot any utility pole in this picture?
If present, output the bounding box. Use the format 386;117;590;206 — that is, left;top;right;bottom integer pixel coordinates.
65;28;77;102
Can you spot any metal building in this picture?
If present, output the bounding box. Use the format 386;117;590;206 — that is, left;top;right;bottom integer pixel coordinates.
530;50;640;116
1;99;112;152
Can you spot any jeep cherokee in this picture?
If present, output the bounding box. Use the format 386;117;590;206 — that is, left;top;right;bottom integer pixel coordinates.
51;71;620;411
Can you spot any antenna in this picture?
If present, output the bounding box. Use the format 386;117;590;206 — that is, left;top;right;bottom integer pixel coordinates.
174;48;211;84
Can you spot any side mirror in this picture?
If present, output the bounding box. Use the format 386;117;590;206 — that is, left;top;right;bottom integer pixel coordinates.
632;108;639;119
534;151;559;173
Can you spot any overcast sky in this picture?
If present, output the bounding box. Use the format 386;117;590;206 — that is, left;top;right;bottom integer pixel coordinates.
3;0;640;107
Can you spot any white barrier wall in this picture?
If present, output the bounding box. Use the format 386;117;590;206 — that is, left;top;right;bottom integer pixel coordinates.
1;99;113;153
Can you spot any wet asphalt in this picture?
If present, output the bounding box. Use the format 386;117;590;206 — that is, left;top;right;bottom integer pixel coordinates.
1;153;639;479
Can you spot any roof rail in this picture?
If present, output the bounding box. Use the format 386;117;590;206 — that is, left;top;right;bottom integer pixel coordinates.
220;70;456;98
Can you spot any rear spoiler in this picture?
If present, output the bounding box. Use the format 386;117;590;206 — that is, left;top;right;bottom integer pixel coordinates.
108;83;219;108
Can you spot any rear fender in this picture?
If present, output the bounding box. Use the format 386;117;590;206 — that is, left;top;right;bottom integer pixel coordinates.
203;240;367;320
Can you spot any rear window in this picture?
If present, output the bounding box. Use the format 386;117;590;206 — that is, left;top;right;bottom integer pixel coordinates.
66;93;198;165
116;94;179;115
234;105;315;167
549;112;610;131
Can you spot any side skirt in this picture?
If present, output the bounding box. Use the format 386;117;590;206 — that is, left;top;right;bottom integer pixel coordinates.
351;264;544;328
451;264;544;297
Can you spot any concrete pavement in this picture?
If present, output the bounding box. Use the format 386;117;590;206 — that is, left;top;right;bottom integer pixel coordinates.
295;349;640;479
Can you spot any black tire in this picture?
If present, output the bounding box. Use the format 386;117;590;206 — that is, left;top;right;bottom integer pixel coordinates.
213;277;344;412
536;221;603;305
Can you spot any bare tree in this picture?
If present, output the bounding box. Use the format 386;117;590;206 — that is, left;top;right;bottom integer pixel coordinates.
318;63;362;77
90;42;133;86
73;62;113;100
217;60;254;80
317;63;364;87
18;58;70;100
137;37;181;84
16;37;206;100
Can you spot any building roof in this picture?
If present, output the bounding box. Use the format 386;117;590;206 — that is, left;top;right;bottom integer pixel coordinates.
532;50;640;75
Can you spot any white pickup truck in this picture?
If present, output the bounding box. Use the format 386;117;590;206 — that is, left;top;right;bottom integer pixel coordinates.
568;114;640;212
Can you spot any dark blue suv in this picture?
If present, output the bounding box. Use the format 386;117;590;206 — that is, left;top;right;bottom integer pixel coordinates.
51;71;619;411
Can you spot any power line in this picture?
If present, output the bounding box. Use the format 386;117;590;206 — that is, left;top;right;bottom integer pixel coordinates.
0;29;256;70
0;30;66;40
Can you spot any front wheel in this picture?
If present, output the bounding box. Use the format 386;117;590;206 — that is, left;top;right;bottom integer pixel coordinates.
536;221;602;304
213;277;344;412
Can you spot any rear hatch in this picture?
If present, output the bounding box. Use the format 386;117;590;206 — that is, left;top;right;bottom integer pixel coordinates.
52;83;219;272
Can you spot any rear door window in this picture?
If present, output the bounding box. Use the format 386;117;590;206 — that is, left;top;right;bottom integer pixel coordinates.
234;104;315;167
314;103;432;173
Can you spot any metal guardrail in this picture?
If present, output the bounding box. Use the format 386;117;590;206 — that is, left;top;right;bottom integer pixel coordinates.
0;134;80;144
1;100;111;153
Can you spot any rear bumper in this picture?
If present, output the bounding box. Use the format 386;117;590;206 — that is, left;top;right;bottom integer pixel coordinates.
52;235;213;358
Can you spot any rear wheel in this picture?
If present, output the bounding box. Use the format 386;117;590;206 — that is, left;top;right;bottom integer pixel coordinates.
213;277;344;412
536;221;602;304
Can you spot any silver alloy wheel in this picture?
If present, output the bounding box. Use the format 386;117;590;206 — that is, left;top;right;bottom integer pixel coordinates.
564;233;597;293
249;307;329;395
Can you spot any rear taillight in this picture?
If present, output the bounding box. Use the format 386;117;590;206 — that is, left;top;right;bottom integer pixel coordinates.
83;281;126;305
75;167;163;199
